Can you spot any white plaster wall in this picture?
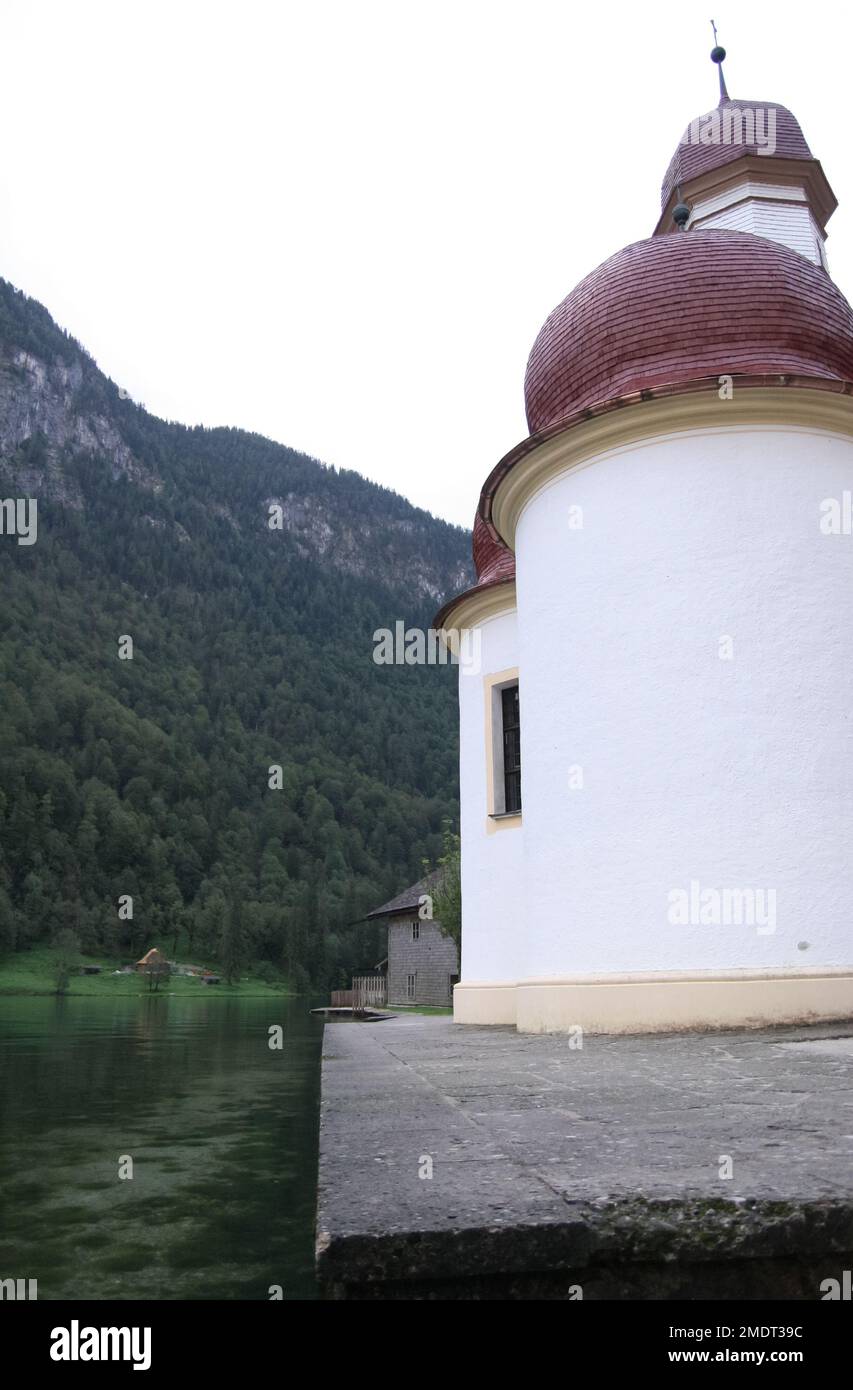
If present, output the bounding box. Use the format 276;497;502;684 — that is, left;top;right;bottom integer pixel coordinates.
458;606;523;983
515;425;853;979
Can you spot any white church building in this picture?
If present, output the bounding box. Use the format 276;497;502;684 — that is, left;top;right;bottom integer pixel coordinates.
435;46;853;1035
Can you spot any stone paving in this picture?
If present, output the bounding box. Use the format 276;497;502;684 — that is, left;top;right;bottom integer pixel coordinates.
315;1014;853;1298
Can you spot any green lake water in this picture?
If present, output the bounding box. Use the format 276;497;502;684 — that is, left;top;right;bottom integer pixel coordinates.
0;993;324;1299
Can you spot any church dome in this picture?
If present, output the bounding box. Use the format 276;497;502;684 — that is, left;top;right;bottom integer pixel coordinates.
661;99;812;210
473;512;515;585
524;228;853;435
433;513;514;629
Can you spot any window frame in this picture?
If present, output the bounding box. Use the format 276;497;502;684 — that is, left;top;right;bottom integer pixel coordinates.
501;683;521;815
484;669;522;823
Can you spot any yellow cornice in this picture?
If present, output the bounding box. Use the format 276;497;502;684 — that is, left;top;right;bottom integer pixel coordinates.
491;384;853;548
655;154;837;236
437;580;516;636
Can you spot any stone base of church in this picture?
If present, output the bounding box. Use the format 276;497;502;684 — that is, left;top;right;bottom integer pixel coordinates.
454;968;853;1035
452;981;518;1025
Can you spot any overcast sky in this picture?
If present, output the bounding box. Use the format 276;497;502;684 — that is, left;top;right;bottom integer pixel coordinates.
2;0;851;527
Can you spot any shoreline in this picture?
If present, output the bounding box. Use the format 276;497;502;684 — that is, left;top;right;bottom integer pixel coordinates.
0;949;295;999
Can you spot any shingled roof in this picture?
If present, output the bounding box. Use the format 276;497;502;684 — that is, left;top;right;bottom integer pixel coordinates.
366;869;444;920
660;98;813;211
524;229;853;435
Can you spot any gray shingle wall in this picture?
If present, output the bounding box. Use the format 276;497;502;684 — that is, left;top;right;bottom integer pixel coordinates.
387;918;459;1006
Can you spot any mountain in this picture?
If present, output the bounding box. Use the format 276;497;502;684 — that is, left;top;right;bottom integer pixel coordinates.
0;277;473;988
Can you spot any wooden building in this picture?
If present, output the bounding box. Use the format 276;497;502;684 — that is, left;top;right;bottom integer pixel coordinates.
135;948;167;973
366;873;459;1008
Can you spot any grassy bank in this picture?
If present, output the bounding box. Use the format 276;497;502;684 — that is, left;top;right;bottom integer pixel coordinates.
0;948;292;997
386;1005;453;1017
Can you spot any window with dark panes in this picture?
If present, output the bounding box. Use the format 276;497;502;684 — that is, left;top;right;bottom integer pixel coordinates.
501;684;521;813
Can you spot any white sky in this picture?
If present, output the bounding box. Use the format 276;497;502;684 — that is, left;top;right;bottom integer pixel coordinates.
2;0;851;527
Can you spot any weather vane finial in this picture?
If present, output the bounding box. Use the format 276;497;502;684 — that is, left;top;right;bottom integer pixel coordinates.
710;20;729;103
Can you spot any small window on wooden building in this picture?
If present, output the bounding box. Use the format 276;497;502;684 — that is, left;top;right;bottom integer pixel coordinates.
412;920;420;941
406;973;417;1000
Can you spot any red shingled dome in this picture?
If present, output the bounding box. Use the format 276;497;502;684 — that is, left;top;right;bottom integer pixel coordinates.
524;229;853;435
661;99;812;210
433;514;515;629
473;513;515;585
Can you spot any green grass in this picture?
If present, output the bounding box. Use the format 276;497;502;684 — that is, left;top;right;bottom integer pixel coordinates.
386;1004;453;1017
0;948;292;997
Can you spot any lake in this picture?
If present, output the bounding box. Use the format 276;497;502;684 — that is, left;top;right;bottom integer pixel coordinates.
0;993;324;1299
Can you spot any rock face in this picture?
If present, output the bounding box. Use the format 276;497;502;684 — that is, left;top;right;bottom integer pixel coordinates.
266;492;468;602
0;349;162;507
0;276;472;601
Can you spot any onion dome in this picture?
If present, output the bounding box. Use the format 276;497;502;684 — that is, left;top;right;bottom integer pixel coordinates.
472;512;515;586
524;228;853;435
661;99;812;212
433;513;515;630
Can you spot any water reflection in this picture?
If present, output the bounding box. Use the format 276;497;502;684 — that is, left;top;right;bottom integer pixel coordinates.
0;994;324;1299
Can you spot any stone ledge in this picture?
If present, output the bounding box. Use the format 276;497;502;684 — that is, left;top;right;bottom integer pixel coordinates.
316;1015;853;1299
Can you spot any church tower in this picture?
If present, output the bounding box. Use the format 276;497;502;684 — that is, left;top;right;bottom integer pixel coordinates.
437;42;853;1034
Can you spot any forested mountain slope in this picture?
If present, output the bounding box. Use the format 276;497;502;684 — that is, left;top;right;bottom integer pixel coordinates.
0;277;472;988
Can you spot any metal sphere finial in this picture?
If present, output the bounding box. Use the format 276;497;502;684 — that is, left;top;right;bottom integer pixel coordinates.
710;21;729;101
